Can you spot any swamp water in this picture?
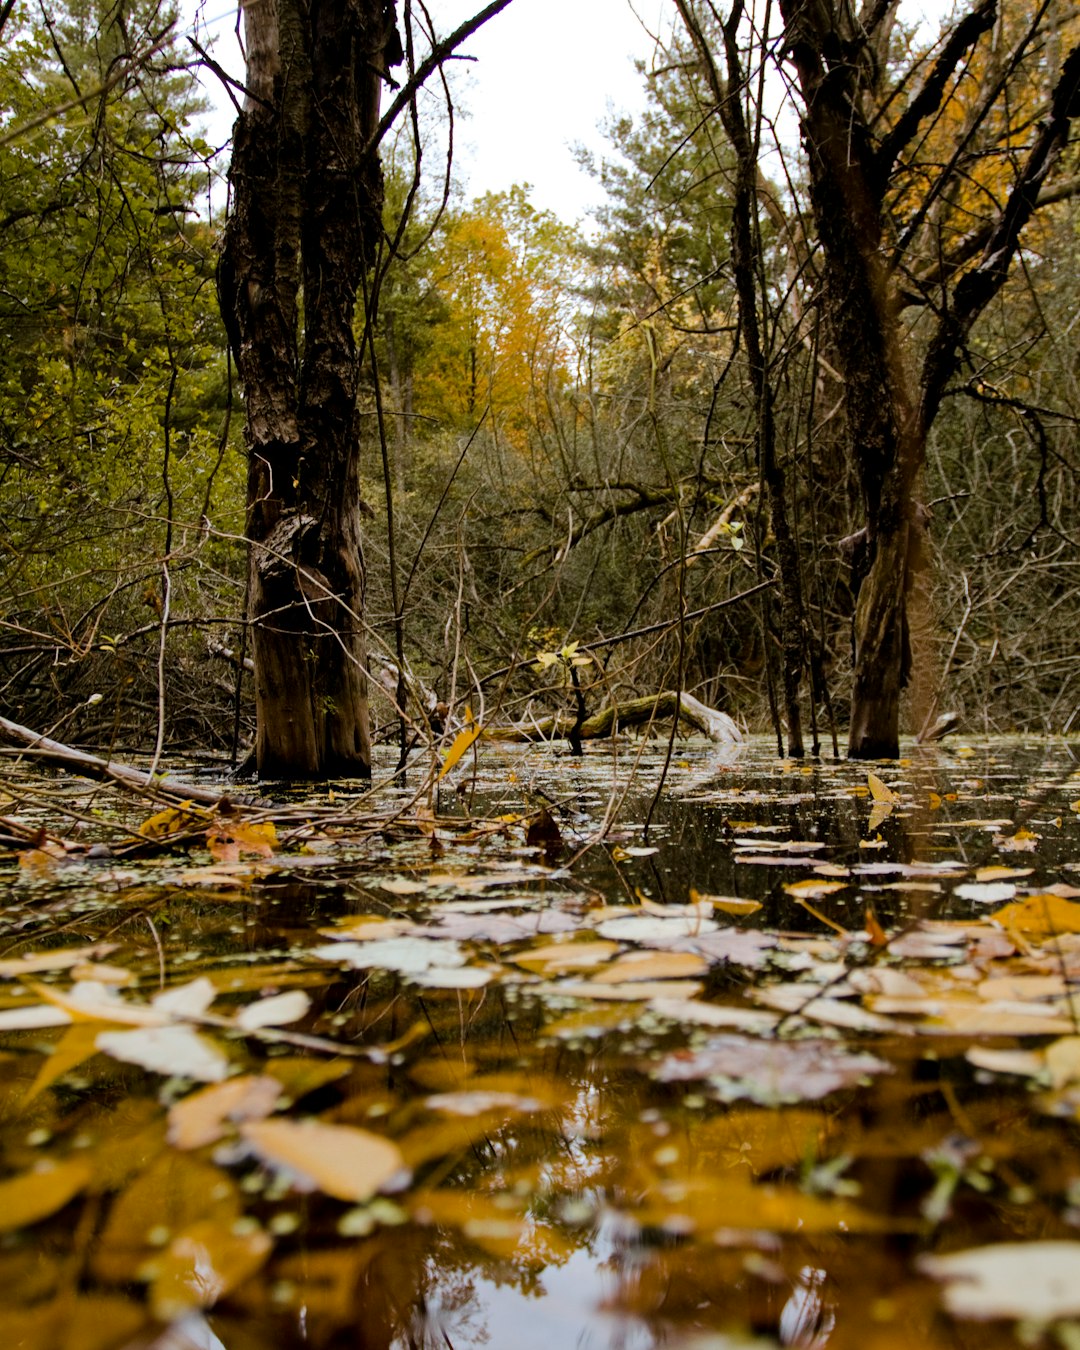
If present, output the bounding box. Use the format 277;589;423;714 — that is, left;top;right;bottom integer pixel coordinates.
3;737;1080;1349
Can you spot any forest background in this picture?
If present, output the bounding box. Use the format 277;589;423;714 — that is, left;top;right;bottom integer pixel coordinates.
1;0;1078;770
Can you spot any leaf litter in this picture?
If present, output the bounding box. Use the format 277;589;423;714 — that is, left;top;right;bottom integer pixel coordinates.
5;738;1080;1345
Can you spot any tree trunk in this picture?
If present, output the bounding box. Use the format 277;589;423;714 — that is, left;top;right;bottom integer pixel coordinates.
219;0;401;777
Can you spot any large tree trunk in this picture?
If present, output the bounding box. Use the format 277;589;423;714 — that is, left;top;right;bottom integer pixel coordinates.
219;0;401;777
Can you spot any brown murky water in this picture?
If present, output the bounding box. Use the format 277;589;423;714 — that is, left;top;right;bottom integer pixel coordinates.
3;736;1080;1349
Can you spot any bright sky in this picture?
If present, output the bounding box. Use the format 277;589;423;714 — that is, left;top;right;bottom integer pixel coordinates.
188;0;947;225
188;0;670;225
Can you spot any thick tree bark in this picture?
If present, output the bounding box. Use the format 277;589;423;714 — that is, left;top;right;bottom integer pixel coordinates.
777;0;1080;759
219;0;401;777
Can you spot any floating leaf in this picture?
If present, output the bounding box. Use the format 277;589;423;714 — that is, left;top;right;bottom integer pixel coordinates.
595;915;718;942
236;990;311;1029
590;950;709;983
241;1119;407;1202
990;894;1080;942
138;803;211;840
96;1025;230;1082
307;937;467;974
438;712;482;780
551;978;705;1002
0;1159;92;1232
648;998;779;1032
689;887;762;916
867;773;900;804
168;1076;283;1149
0;944;119;978
955;881;1016;904
207;819;277;862
783;878;848;900
650;1035;890;1104
920;1242;1080;1320
513;939;622;974
152;977;217;1019
148;1218;271;1320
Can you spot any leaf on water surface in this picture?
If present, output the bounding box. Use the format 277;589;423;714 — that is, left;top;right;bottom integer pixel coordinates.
423;1090;546;1117
31;980;168;1028
867;801;895;832
0;1004;72;1031
994;828;1039;853
919;1242;1080;1320
954;882;1017;903
152;977;217;1019
551;978;705;1002
0;944;119;978
318;916;413;941
734;839;827;852
991;894;1080;942
667;928;777;968
633;1170;894;1237
376;877;429;895
751;985;904;1034
0;1158;93;1232
966;1046;1045;1078
138;803;213;840
512;939;622;974
1044;1036;1080;1089
976;865;1033;881
437;713;482;780
24;1022;104;1103
415;909;578;943
648;997;779;1032
650;1035;890;1104
146;1217;271;1320
206;819;277;862
307;937;468;973
241;1118;408;1203
867;772;900;804
0;1294;146;1350
589;950;710;983
976;974;1066;1003
168;1075;284;1149
595;915;719;942
689;887;762;916
91;1153;241;1285
782;879;848;900
96;1025;230;1082
864;995;1074;1036
236;990;311;1030
411;966;493;989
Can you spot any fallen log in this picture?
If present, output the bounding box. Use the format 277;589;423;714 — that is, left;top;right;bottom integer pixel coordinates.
484;692;742;744
0;715;231;807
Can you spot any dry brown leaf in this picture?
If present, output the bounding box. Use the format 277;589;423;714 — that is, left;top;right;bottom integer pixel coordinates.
991;894;1080;942
241;1118;407;1202
512;939;621;973
689;887;762;916
589;950;710;983
168;1075;283;1150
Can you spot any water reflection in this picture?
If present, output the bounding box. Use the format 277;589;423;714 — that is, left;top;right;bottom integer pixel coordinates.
1;738;1079;1349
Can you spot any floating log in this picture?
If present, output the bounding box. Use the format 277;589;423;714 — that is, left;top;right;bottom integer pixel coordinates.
0;715;230;806
484;692;742;744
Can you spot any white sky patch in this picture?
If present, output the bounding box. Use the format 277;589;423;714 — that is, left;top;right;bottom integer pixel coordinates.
184;0;953;226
